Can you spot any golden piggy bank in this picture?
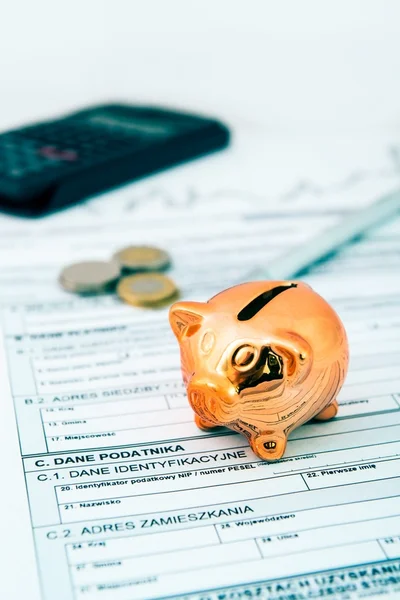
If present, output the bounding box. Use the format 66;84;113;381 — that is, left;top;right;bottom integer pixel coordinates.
169;281;349;461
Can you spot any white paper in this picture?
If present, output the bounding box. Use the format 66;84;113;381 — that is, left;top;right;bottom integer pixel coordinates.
1;126;400;599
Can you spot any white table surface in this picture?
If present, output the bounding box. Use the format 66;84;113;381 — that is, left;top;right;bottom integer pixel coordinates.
0;0;399;135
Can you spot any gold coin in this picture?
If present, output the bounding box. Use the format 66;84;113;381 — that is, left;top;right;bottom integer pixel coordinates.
59;260;120;294
139;290;181;310
117;273;179;307
113;245;171;273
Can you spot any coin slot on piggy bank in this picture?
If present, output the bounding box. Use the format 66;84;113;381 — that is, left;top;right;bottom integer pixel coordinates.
169;280;349;462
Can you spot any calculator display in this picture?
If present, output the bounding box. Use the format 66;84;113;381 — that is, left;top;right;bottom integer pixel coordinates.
86;113;175;137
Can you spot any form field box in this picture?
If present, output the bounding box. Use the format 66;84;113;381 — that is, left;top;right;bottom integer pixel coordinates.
42;396;169;420
257;514;400;558
380;536;400;559
67;525;218;564
305;458;400;490
165;393;187;408
44;407;192;436
71;539;258;586
216;495;400;543
287;438;400;473
288;425;400;463
60;474;306;523
47;420;206;451
37;370;180;394
338;394;399;418
291;411;400;442
338;379;400;402
345;366;399;386
57;462;290;503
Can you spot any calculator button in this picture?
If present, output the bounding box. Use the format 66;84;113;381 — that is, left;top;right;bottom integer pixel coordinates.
0;134;68;180
8;169;23;178
37;146;78;161
0;123;144;180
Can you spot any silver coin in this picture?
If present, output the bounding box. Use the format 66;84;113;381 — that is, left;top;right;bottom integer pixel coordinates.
113;245;171;272
59;260;121;294
128;278;165;294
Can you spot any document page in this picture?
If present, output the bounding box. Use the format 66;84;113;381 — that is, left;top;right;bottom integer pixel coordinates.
0;129;400;599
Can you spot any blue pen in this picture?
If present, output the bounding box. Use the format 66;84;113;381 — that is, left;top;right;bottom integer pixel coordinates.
262;189;400;280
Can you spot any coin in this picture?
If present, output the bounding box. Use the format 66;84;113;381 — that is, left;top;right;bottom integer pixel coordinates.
117;273;179;307
113;245;171;273
59;260;121;294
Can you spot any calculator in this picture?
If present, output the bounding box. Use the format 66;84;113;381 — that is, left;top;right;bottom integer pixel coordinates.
0;104;230;216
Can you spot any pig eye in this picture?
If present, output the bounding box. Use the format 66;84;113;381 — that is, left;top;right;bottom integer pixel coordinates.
268;353;278;366
232;345;259;371
200;331;215;354
267;351;283;375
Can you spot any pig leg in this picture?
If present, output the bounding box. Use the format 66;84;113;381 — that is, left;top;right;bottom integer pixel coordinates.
314;399;338;421
194;414;219;430
250;430;287;461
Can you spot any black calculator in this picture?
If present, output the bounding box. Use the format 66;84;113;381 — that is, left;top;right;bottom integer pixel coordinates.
0;104;230;217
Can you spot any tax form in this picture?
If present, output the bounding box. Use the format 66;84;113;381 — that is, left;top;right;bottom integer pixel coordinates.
0;127;400;600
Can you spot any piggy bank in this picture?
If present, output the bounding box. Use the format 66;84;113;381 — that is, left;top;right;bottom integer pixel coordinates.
169;281;348;461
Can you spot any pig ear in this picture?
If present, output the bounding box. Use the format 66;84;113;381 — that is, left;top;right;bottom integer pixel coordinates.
169;301;208;341
272;332;313;385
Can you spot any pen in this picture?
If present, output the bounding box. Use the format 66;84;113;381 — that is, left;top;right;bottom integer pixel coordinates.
262;188;400;280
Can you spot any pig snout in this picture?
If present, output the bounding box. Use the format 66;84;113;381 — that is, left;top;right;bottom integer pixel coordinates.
187;378;240;424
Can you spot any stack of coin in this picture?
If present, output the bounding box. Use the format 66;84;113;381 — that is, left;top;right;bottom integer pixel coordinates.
59;245;178;309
